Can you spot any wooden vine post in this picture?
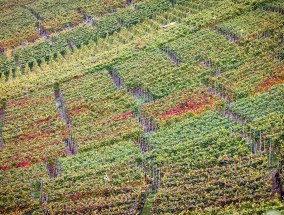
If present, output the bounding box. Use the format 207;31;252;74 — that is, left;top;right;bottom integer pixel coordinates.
269;138;272;166
53;80;76;156
163;46;179;66
269;171;283;200
171;0;175;7
108;67;159;210
0;98;6;149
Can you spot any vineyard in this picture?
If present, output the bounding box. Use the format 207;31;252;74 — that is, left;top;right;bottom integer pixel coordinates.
0;0;283;214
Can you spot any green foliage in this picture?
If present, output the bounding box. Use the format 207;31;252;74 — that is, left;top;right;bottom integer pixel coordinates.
0;0;284;214
0;98;6;109
0;56;12;77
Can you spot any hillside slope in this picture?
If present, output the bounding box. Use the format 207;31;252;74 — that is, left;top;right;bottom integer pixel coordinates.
0;0;284;214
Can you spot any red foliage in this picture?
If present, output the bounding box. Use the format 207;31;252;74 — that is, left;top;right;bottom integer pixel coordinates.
111;111;133;122
68;105;89;116
9;97;52;109
57;150;65;156
161;95;214;120
0;165;9;171
70;192;82;202
135;41;142;48
247;34;257;40
19;128;56;141
9;97;30;107
31;157;41;164
255;75;284;93
16;161;30;168
34;116;51;125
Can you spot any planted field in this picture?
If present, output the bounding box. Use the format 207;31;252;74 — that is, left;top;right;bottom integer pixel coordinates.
60;70;143;152
0;89;66;170
144;111;280;214
41;142;146;214
0;0;283;214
